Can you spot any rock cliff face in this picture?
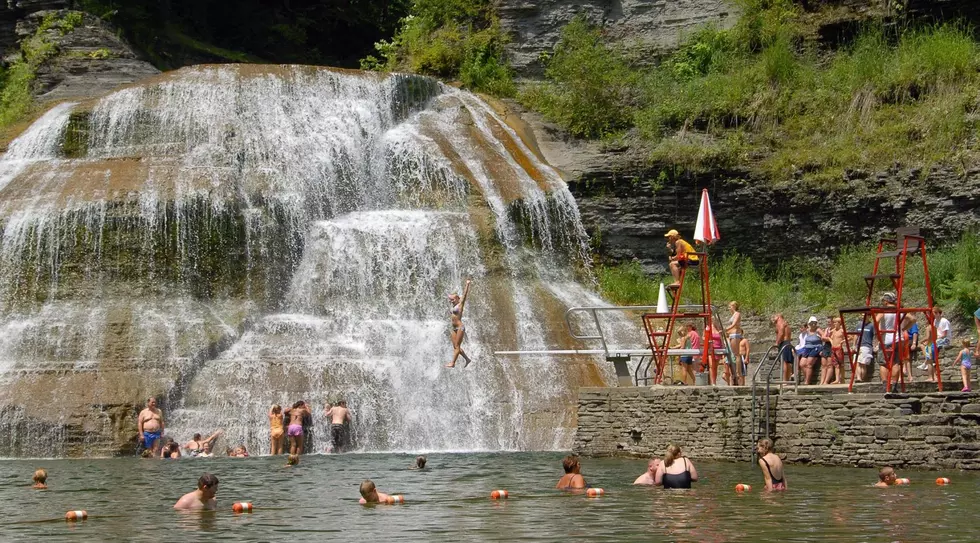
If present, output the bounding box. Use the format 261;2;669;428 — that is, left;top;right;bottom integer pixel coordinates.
14;9;160;102
521;109;980;272
497;0;740;76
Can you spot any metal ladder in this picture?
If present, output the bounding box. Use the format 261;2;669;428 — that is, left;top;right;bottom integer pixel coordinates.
750;343;797;459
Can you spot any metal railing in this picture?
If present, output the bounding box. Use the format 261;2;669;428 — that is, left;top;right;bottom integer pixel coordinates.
750;343;797;460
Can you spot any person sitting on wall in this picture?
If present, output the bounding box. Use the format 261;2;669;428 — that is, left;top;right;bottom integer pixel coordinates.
664;229;698;287
633;458;662;485
556;455;588;490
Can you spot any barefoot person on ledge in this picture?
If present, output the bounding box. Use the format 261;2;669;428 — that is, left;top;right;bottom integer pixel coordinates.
138;397;165;456
665;229;697;287
174;473;219;511
446;279;473;368
556;455;588;490
633;458;662;485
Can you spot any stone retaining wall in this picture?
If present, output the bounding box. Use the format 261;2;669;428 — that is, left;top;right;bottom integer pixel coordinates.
575;386;980;470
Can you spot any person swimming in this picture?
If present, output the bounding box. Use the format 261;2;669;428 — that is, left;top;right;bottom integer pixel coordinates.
446;279;473;368
410;456;427;470
757;438;787;491
633;458;661;485
655;444;698;489
874;467;899;488
556;455;587;490
32;468;47;489
359;479;394;504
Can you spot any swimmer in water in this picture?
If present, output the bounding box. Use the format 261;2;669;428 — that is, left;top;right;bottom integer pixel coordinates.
446;279;473;368
757;438;787;491
32;468;47;489
632;458;662;485
173;473;219;511
359;479;393;504
874;467;899;488
184;429;223;457
286;454;299;466
556;455;587;490
410;456;427;470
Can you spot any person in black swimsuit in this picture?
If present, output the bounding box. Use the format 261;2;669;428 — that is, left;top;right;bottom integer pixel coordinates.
757;438;787;491
654;444;699;489
555;455;588;490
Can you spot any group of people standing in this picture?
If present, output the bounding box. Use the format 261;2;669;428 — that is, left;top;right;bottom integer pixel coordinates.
135;396;353;458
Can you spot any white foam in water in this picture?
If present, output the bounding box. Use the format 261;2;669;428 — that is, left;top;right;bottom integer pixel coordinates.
0;66;637;456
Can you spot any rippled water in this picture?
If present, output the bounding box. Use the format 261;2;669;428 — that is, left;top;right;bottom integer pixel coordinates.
1;453;974;542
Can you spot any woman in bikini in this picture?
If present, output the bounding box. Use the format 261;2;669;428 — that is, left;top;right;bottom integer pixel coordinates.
183;429;222;457
726;302;743;384
555;455;588;490
269;404;285;455
654;444;698;489
446;279;473;368
757;438;787;491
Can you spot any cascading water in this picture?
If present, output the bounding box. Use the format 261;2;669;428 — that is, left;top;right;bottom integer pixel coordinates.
0;65;641;457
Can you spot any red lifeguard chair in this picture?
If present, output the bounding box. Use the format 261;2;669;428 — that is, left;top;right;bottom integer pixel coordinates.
641;251;720;384
839;227;941;392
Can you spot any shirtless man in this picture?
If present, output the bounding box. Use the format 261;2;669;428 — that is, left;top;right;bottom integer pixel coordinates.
556;455;587;490
874;467;899;488
284;401;310;455
138;397;165;455
359;479;393;504
829;317;846;384
174;473;219;510
325;400;352;453
632;458;662;485
738;336;751;386
772;314;793;382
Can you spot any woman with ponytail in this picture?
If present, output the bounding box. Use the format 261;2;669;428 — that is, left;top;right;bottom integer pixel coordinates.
654;444;698;489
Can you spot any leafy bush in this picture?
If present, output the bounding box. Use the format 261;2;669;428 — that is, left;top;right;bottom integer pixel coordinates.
518;17;636;138
362;0;515;97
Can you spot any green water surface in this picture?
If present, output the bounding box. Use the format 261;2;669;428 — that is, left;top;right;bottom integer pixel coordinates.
0;452;974;542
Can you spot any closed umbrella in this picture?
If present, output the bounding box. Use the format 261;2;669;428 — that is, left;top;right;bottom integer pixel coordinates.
693;188;720;245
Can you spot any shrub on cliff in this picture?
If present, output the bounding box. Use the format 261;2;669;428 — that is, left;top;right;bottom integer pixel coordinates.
361;0;515;97
519;18;638;138
524;3;980;185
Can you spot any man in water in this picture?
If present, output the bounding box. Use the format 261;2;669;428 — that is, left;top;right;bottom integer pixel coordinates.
874;467;899;488
772;314;794;382
138;397;165;455
410;456;427;470
173;473;219;510
556;455;587;490
359;479;392;504
633;458;661;485
325;400;352;453
284;401;310;455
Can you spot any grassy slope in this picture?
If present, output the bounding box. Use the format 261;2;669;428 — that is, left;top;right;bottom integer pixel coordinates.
520;0;980;187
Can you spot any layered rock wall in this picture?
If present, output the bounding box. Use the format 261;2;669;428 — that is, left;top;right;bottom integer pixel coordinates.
498;0;740;76
575;386;980;469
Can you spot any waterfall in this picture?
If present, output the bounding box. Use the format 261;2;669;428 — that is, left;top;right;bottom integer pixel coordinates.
0;65;635;456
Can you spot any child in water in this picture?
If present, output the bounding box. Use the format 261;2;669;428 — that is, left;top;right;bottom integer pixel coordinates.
32;468;47;489
359;480;393;504
955;339;973;392
286;454;299;466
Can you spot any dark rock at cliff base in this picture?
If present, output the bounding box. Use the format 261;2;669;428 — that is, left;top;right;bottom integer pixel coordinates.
516;105;980;272
15;10;160;102
497;0;739;76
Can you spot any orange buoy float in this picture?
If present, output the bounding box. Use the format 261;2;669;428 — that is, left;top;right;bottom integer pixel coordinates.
936;477;951;486
586;488;605;498
386;495;405;504
232;502;253;513
896;478;910;485
65;510;87;521
735;484;752;492
490;490;509;499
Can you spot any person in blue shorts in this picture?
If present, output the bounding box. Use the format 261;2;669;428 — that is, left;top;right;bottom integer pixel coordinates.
138;397;165;455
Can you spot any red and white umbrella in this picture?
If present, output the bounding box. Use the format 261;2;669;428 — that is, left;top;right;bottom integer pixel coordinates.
693;188;720;245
